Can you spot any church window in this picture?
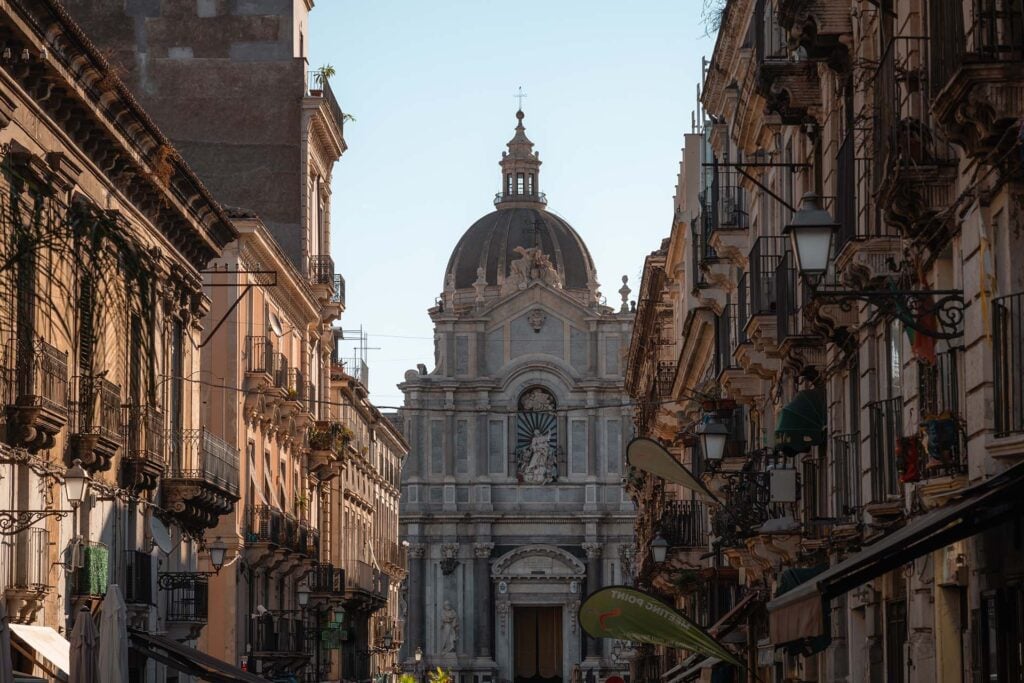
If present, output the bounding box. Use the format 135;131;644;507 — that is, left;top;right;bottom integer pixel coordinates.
517;173;525;195
514;387;558;483
506;174;513;195
528;173;535;195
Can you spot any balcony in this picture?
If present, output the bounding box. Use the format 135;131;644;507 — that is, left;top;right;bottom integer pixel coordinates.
342;560;388;613
932;0;1024;160
867;397;904;517
309;254;336;290
251;609;311;665
754;0;822;123
308;420;345;481
71;541;108;600
702;170;750;264
831;432;861;525
330;273;346;308
493;191;547;207
245;505;289;572
740;237;787;368
162;427;240;534
4;528;51;623
378;542;408;574
661;500;709;550
244;335;276;391
874;37;958;246
67;375;122;473
916;348;968;483
159;571;208;640
306;71;346;137
124;550;154;607
775;252;823;374
718;293;759;400
777;0;852;64
120;404;165;492
309;562;345;605
4;338;68;453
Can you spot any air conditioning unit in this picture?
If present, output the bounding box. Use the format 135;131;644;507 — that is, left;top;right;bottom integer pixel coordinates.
770;468;798;503
938;542;967;586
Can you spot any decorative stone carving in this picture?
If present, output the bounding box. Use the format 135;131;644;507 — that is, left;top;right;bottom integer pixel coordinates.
440;543;460;575
619;275;631;313
473;266;487;304
582;543;602;559
516;428;558;484
527;308;547;333
439;600;459;654
408;543;426;559
496;600;510;634
501;246;562;294
569;599;580;633
520;388;555;412
474;542;495;559
619;546;636;584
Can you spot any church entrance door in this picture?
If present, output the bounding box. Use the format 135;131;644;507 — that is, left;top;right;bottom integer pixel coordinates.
513;605;563;683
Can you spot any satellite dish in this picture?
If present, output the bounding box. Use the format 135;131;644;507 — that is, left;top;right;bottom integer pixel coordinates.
268;311;284;337
150;516;173;555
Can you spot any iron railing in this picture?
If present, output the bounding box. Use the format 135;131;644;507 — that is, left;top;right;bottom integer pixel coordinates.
868;397;903;502
874;37;955;193
493;191;547;206
9;528;49;588
309;255;336;286
245;336;275;375
835;130;857;253
306;71;346;133
167;427;240;497
286;368;304;399
305;382;317;416
994;292;1024;435
11;338;68;414
274;353;289;390
252;609;309;655
832;432;861;520
159;572;209;622
330;273;346;306
121;404;165;465
308;527;321;559
775;251;812;340
660;500;709;549
68;376;121;443
283;514;299;552
247;505;283;545
932;0;1024;91
655;361;677;398
748;236;787;316
309;562;345;595
702;160;749;236
124;550;153;605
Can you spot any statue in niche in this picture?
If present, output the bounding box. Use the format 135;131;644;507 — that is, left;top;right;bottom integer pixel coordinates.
439;600;459;654
502;246;563;294
521;428;555;483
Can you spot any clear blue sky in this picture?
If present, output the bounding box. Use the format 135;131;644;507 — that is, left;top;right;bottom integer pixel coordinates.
309;1;713;407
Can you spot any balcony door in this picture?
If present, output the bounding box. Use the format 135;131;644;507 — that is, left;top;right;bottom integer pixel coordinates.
514;606;563;683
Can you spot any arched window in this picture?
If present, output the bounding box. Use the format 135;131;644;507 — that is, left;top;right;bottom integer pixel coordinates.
528;173;535;195
515;387;558;484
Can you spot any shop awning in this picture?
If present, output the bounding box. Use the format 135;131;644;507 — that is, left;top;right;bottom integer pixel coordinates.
9;624;69;680
768;462;1024;644
627;438;718;502
774;387;826;455
666;656;721;683
128;628;266;683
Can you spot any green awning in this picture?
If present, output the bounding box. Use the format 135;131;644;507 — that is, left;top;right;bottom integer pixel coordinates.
775;388;826;455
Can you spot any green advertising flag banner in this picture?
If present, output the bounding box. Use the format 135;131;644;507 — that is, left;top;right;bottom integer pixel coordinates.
626;438;718;502
578;586;744;668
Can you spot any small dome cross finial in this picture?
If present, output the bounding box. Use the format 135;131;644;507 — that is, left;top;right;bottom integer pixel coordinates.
619;275;631;313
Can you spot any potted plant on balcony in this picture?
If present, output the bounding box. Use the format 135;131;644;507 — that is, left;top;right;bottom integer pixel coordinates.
310;64;335;95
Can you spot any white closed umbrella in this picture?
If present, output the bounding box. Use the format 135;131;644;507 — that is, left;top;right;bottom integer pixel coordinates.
69;606;97;683
97;585;128;683
0;600;14;683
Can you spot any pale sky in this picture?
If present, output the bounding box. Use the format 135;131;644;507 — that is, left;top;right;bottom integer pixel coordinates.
309;1;714;408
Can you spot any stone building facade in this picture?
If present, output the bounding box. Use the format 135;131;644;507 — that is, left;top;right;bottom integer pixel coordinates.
626;1;1024;681
0;0;238;680
399;111;635;683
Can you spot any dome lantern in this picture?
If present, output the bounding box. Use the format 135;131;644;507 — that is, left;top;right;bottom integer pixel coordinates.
496;109;545;208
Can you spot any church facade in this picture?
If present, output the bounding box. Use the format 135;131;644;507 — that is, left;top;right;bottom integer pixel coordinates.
399;111;636;683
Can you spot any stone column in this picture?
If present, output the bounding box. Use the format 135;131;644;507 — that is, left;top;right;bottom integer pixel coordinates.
408;544;427;655
582;543;603;659
474;543;495;658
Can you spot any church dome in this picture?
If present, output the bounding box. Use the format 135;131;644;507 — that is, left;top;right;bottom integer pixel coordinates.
444;207;596;290
443;110;597;291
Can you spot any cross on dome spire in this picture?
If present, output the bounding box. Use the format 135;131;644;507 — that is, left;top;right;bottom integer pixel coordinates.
496;104;545;209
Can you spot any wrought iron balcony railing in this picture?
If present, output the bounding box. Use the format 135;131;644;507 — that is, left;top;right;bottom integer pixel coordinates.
124;550;154;605
247;505;283;545
158;572;209;623
12;338;68;416
309;562;345;595
309;255;336;286
121;404;165;466
274;353;289;390
660;500;709;549
306;71;346;134
831;432;861;521
994;292;1024;436
748;236;787;316
245;335;275;375
251;609;310;656
8;528;49;589
868;397;903;503
168;427;240;498
330;274;346;306
68;375;122;445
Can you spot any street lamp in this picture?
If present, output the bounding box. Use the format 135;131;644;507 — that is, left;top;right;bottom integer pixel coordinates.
64;459;90;508
414;646;422;664
297;582;310;608
382;631;394;650
698;420;729;464
650;533;668;563
209;540;227;574
782;192;837;280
